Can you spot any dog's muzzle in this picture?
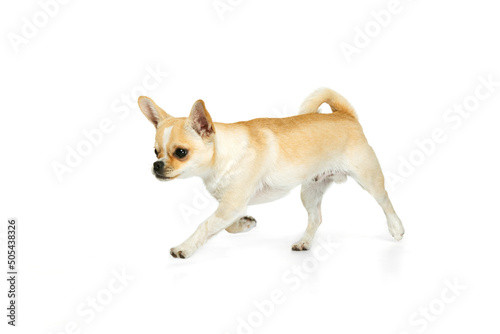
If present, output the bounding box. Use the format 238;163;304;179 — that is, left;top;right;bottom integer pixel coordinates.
152;160;173;180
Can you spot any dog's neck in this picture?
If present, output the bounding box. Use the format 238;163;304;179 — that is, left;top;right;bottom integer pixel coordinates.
201;123;250;200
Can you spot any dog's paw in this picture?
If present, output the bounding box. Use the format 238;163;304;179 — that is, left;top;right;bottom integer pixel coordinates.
239;216;257;230
388;216;405;241
226;216;257;234
391;231;404;241
291;241;311;251
389;225;405;241
170;246;193;259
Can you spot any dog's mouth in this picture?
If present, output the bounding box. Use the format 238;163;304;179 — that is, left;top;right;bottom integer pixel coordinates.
151;164;179;181
154;173;179;181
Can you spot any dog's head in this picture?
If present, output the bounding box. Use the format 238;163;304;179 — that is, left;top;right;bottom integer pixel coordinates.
138;96;216;181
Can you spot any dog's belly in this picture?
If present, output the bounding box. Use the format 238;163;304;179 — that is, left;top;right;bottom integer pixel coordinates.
247;168;348;206
248;181;294;205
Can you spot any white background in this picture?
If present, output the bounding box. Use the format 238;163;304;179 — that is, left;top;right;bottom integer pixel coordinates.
1;0;500;333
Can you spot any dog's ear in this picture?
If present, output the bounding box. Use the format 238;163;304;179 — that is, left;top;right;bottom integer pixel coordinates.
138;96;171;128
189;99;215;139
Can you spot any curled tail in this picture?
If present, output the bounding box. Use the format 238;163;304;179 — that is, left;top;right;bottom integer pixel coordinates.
299;87;357;119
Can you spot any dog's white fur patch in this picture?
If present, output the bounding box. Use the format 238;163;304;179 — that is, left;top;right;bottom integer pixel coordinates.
162;126;173;150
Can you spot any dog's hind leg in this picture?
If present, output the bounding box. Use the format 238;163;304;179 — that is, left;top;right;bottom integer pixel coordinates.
348;146;405;240
225;216;257;234
292;178;333;251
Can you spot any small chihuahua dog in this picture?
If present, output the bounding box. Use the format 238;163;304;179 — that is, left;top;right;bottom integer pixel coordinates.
138;88;404;258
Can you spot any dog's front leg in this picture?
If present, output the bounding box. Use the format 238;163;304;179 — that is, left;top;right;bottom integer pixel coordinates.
170;201;246;259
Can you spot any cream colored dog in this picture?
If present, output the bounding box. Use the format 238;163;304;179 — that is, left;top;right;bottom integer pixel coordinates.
138;88;404;258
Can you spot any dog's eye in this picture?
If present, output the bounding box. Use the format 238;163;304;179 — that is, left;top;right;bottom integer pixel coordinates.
154;148;159;157
174;148;188;159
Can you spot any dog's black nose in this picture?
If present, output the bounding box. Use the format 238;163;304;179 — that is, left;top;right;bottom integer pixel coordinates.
153;160;164;172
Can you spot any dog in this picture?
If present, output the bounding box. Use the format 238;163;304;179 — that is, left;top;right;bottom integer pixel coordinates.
138;88;405;258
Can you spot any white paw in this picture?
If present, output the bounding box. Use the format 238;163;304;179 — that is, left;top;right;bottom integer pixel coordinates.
392;232;404;241
389;226;405;241
239;216;257;232
226;216;257;234
388;216;405;241
170;245;194;259
291;240;311;251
